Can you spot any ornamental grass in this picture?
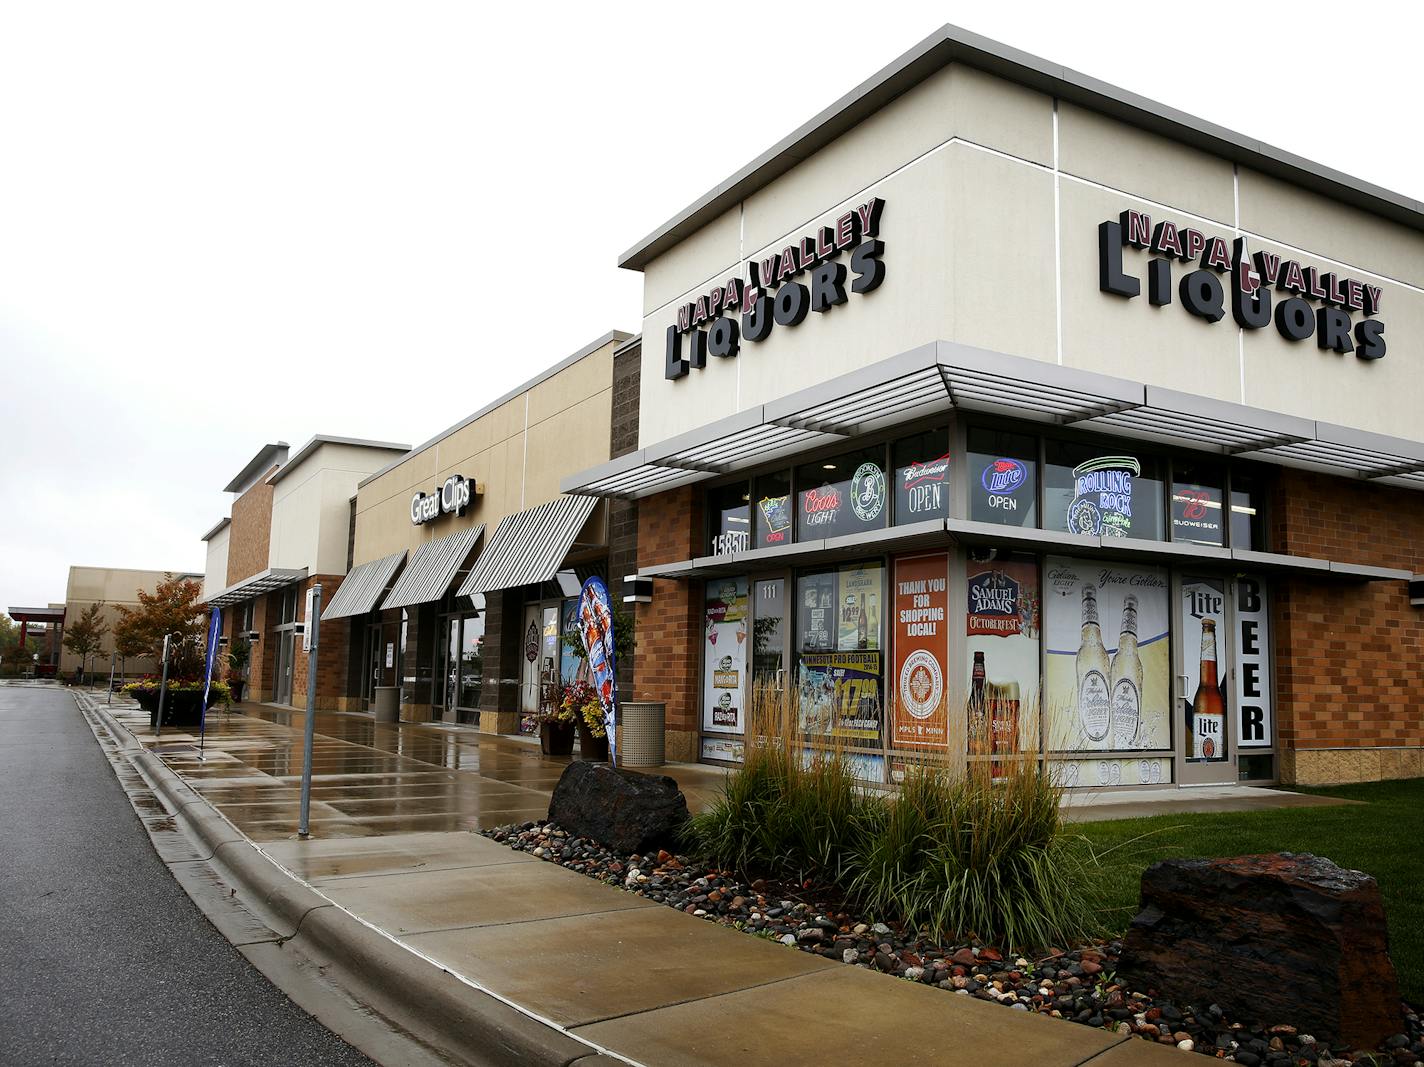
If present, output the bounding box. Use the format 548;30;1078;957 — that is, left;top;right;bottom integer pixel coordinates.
686;685;1102;951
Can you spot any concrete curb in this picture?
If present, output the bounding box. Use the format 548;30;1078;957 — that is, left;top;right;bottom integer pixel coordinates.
83;696;621;1067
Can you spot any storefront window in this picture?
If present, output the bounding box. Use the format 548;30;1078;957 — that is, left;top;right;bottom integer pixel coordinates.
1044;440;1164;541
968;428;1038;528
753;470;793;549
459;614;483;708
795;448;888;540
703;578;749;736
707;482;751;556
892;427;950;524
965;555;1040;769
1042;556;1171;775
795;563;883;747
1229;468;1266;550
1170;463;1225;546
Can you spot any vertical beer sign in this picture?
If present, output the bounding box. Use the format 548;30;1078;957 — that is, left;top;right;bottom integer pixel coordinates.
965;557;1041;766
1181;576;1227;761
1234;576;1272;748
892;554;948;748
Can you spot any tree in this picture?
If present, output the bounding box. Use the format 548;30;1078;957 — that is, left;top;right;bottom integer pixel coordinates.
62;602;109;684
113;575;209;679
0;616;27;677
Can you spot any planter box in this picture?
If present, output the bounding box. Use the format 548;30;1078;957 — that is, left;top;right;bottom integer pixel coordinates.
540;720;575;756
129;687;223;727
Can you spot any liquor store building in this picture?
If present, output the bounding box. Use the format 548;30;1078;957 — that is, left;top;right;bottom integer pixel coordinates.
322;330;639;731
564;27;1424;788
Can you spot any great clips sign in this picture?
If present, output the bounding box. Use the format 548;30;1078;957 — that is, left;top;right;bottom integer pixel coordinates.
411;474;474;526
1099;210;1385;359
665;198;887;380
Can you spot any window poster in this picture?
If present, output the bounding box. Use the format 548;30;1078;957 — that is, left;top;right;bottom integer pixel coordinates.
1044;557;1169;752
892;553;949;749
1234;576;1272;748
1050;756;1172;788
702;577;748;735
1181;575;1228;762
805;747;885;784
1067;456;1140;537
965;558;1040;764
797;572;837;652
797;651;882;740
701;736;745;764
836;564;882;651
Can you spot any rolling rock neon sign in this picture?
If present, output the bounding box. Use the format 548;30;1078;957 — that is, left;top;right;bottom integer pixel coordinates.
1099;210;1385;359
665;198;887;379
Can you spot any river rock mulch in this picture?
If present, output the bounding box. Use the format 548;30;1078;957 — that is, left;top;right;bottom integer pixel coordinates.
481;821;1421;1065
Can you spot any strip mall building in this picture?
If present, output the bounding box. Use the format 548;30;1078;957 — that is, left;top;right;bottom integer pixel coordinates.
558;26;1424;789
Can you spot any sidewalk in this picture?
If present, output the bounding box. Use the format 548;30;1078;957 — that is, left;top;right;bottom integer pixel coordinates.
86;695;1215;1065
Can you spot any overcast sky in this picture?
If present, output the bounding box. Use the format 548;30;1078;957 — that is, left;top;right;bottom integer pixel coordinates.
2;1;1420;611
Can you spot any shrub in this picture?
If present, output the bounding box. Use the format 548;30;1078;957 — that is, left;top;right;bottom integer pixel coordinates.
687;688;1101;950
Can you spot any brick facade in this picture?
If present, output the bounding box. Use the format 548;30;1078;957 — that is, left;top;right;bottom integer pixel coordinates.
226;466;279;586
633;486;703;761
290;575;348;711
1270;468;1424;785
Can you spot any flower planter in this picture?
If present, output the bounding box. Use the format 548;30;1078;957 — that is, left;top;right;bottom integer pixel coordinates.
576;719;609;762
229;679;246;704
127;685;225;727
540;719;576;756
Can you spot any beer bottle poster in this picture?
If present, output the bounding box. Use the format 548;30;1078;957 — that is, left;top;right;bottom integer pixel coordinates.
1234;576;1272;749
836;564;882;651
1181;576;1228;761
964;558;1040;760
892;553;949;749
1043;557;1170;752
702;577;748;735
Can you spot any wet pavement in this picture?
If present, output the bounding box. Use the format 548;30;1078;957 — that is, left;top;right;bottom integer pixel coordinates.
110;701;730;842
0;685;374;1066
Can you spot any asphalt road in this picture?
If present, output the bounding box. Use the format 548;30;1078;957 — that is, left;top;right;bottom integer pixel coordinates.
0;685;376;1067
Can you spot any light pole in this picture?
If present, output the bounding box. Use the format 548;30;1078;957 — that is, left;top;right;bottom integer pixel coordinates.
153;631;182;737
107;653;116;705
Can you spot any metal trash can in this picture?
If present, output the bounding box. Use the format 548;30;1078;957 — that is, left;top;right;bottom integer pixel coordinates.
373;686;400;723
617;701;666;767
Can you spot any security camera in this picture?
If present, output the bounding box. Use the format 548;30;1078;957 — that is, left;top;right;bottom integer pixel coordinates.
967;546;998;563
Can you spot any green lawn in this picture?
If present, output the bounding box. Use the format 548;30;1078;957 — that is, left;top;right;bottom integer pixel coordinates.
1075;778;1423;1003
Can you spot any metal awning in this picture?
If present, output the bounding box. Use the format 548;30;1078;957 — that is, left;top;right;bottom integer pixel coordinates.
321;550;407;621
635;518;1410;584
7;606;66;623
563;340;1424;498
457;495;600;597
207;567;308;608
380;526;483;612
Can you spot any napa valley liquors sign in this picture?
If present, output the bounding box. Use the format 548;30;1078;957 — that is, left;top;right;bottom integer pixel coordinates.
1099;210;1386;359
665;198;887;379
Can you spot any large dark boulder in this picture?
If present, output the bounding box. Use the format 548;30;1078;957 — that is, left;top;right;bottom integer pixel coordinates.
1118;852;1402;1049
547;761;689;856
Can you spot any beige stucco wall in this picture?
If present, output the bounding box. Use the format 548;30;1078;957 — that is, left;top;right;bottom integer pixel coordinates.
269;443;402;576
202;527;230;601
637;62;1424;448
60;566;193;675
353;336;620;566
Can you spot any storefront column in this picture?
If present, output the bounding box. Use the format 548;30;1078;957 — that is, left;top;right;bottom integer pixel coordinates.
633;485;704;761
402;603;436;721
478;589;521;734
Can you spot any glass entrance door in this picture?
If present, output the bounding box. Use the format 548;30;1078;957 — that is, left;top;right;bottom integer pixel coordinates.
275;630;295;705
752;578;788;702
1176;574;1235;785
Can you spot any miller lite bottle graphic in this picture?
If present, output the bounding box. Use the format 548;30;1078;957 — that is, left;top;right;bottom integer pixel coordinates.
1109;594;1142;749
1076;585;1110;748
1191;619;1225;760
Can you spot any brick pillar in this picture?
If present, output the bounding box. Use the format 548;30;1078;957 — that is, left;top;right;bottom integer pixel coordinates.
479;588;523;733
289;575;349;711
402;602;437;721
250;595;276;703
633;486;704;761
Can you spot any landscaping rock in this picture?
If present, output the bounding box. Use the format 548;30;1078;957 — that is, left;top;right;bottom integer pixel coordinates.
546;761;689;855
1118;852;1403;1049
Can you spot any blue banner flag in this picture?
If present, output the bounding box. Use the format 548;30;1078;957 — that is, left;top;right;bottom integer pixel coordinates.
199;607;221;755
577;577;618;765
